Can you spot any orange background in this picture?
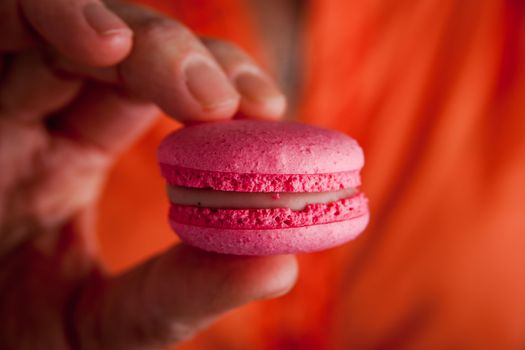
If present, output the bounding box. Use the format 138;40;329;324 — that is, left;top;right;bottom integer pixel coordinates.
98;1;525;349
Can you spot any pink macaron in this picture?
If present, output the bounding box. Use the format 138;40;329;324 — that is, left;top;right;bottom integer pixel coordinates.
158;120;369;256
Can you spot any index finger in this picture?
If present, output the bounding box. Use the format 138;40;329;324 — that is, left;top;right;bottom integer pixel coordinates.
19;0;132;66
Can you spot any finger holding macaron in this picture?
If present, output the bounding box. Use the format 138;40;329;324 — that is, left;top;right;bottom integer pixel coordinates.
11;0;286;123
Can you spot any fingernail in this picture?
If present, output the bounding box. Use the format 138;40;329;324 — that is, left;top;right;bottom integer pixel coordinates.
262;284;294;299
83;3;131;36
260;256;298;299
235;73;283;103
185;61;239;111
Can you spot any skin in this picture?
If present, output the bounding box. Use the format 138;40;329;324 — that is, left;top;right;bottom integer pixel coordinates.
0;0;297;349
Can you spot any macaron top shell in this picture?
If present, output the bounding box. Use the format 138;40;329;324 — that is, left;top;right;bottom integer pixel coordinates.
158;120;364;175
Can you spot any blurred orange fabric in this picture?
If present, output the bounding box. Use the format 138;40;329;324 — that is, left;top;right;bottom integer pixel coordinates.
97;0;525;349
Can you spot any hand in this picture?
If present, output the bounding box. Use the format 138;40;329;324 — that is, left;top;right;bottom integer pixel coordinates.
0;0;296;349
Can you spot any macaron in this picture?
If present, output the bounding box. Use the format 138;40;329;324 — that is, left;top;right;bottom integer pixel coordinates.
158;120;369;256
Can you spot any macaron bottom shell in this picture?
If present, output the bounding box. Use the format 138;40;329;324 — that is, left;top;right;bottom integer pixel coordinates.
170;213;369;256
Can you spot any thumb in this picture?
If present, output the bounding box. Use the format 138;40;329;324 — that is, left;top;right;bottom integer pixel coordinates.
70;244;298;349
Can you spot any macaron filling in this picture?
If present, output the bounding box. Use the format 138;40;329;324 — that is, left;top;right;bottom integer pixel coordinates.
167;186;356;210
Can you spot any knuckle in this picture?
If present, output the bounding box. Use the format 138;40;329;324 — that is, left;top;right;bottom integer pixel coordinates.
205;39;259;77
133;16;189;41
206;38;245;55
